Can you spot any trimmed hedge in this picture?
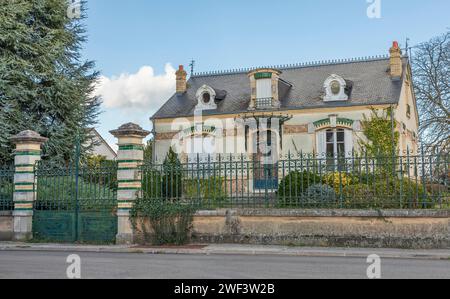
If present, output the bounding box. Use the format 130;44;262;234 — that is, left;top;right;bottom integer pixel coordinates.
341;178;429;209
184;177;228;206
277;171;321;207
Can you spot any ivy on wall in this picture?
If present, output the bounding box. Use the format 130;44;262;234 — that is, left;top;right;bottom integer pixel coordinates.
359;108;399;157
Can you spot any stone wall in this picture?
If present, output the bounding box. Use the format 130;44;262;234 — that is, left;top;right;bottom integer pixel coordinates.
0;211;13;241
191;209;450;249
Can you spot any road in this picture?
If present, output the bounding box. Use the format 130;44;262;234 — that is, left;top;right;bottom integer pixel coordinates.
0;251;449;279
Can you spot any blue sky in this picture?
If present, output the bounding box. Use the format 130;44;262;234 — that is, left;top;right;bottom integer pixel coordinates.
82;0;450;149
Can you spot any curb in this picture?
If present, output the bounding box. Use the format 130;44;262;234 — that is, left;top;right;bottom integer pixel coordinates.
1;243;450;260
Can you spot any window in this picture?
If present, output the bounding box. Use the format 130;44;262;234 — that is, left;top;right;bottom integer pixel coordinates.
406;104;411;119
330;80;341;95
195;85;217;111
202;92;211;104
326;129;346;157
256;79;272;99
316;128;353;170
185;136;215;161
323;74;348;102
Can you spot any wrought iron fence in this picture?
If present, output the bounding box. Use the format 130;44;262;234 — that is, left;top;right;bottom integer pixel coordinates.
33;160;118;243
0;164;14;211
140;151;449;210
35;161;118;211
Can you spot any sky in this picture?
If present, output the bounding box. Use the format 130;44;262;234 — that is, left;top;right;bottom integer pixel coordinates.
81;0;450;150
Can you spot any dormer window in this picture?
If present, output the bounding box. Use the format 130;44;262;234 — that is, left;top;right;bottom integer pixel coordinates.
324;74;348;102
195;85;217;111
247;68;282;110
330;80;341;95
203;92;211;104
256;77;272;100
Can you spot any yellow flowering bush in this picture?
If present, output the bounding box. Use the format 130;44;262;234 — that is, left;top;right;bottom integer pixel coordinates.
324;172;353;193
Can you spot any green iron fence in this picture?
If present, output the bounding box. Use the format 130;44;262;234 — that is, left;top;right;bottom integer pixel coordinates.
0;164;14;211
33;160;118;243
140;151;449;210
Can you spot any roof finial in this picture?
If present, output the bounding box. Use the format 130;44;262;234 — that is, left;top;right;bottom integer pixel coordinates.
189;59;195;76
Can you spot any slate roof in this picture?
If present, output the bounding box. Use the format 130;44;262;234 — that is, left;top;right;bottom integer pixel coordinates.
151;56;408;120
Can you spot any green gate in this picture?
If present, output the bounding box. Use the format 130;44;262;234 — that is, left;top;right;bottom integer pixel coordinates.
33;159;118;244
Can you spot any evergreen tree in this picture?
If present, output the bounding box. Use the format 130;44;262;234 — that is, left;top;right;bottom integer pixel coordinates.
162;147;182;199
0;0;100;164
143;138;154;162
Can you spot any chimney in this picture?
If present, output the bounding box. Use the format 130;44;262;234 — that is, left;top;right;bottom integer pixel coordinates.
389;41;403;80
176;65;187;94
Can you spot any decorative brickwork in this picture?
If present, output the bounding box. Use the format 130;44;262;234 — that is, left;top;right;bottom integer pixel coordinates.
155;131;179;141
283;125;308;134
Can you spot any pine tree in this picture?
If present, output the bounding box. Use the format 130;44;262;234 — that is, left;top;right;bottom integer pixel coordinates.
0;0;100;164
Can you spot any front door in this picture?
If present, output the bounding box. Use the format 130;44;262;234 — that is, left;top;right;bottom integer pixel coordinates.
253;129;278;190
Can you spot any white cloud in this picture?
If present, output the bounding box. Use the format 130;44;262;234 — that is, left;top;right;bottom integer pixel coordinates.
95;63;176;110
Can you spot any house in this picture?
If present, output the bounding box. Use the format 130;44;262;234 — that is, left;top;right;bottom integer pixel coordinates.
86;128;117;160
151;42;419;165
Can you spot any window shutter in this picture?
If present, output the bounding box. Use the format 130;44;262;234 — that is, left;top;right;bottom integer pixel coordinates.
256;79;272;99
344;130;353;158
316;130;326;156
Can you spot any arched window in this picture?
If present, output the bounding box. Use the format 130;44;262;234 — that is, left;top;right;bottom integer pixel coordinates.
316;128;353;169
184;135;215;161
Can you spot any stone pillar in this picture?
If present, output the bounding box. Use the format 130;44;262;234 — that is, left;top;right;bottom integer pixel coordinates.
10;130;47;241
110;123;150;244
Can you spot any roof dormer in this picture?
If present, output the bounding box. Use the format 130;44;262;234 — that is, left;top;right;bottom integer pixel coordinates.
323;74;349;102
247;68;282;110
195;85;217;111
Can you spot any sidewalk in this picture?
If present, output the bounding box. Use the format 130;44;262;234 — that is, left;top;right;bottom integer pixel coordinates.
1;242;449;260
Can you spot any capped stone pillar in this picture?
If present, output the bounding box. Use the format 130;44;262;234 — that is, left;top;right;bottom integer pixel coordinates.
10;130;48;241
110;123;150;244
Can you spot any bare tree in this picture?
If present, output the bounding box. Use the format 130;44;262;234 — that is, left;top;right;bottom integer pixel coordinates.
412;31;450;153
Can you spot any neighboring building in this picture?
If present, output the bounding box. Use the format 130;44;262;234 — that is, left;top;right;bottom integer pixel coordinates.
86;128;117;160
151;42;419;164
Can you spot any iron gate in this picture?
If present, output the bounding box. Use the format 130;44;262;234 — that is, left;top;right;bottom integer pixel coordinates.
33;159;118;243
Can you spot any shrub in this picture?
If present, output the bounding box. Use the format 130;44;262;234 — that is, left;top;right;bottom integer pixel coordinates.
342;184;374;209
83;155;118;191
141;168;163;199
350;172;378;186
341;178;430;209
130;199;196;245
277;170;321;207
374;178;429;209
303;184;337;208
426;183;449;194
0;181;13;210
184;177;228;207
161;147;182;199
323;172;354;193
